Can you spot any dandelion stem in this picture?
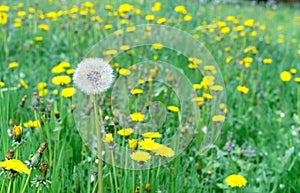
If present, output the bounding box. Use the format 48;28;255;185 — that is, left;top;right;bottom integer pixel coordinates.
156;159;161;179
21;172;31;193
7;179;12;193
139;170;143;193
132;162;135;193
93;95;103;193
36;186;41;193
12;149;19;193
110;151;118;193
297;85;300;116
0;176;6;193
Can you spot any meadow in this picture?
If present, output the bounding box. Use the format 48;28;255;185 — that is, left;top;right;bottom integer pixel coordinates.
0;0;300;192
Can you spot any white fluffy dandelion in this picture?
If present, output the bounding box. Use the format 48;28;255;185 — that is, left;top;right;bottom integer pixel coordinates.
73;58;114;95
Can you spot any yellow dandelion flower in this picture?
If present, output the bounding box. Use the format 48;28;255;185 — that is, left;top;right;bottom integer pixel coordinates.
61;87;76;98
20;79;28;89
130;151;151;163
145;14;155;21
294;77;300;83
51;75;71;86
167;106;179;113
220;27;230;34
103;133;114;143
188;63;197;69
193;84;202;90
233;25;244;31
212;115;225;122
152;145;175;157
218;104;225;110
83;1;93;8
225;16;235;21
244;19;254;27
184;14;192;21
0;81;5;88
104;24;112;30
105;5;113;10
139;138;161;151
39;89;48;97
130;112;144;122
152;2;161;12
217;21;226;28
37;82;47;90
35;36;43;41
237;86;249;94
157;18;166;24
0;159;31;175
210;85;223;91
24;120;40;128
243;57;253;63
67;69;75;75
118;3;134;13
52;89;58;95
202;76;215;86
250;31;257;37
192;97;204;103
126;26;136;32
129;139;138;150
203;93;212;99
263;58;272;64
38;24;49;31
117;128;134;137
204;65;215;71
290;68;297;74
0;12;8;25
142;132;162;139
9;62;19;69
131;88;143;95
13;125;23;137
119;68;131;76
280;71;292;82
120;45;130;51
138;79;145;85
189;57;202;65
225;174;247;188
151;43;163;50
58;61;70;68
174;5;187;14
0;5;10;12
103;49;117;55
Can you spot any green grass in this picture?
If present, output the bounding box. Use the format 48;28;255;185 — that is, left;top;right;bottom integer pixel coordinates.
0;1;300;193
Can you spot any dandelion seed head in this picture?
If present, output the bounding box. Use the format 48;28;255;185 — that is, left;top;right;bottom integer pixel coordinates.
73;58;114;95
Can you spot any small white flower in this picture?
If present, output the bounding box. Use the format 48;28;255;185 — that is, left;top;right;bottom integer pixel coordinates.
73;58;114;95
279;184;284;189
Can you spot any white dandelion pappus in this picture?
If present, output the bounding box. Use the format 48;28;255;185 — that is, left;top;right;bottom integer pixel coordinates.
73;58;114;95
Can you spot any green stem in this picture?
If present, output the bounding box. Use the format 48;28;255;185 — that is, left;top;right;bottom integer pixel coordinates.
12;148;19;193
132;162;135;193
36;186;41;193
111;151;118;193
139;170;143;193
60;93;63;119
297;85;300;116
21;173;31;193
0;176;6;193
94;95;103;193
156;159;161;179
7;180;12;193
